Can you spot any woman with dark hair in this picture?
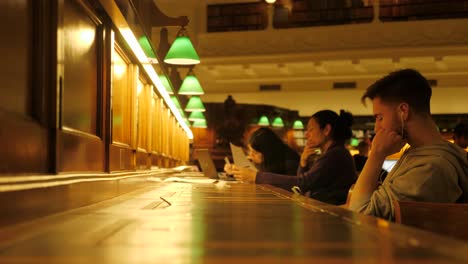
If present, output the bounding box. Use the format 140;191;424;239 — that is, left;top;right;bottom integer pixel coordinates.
247;127;300;175
227;109;357;205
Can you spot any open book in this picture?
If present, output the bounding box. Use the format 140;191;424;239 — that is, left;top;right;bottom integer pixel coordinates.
229;143;257;172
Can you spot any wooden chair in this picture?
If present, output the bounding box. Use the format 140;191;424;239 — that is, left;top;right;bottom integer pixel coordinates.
393;199;468;241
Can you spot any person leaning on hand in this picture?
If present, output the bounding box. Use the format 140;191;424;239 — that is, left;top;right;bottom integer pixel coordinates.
226;109;358;205
348;69;468;221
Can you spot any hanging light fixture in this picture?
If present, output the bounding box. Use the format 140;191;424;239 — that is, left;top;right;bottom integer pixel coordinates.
292;119;304;130
170;96;182;110
159;75;174;94
178;70;204;95
192;119;207;128
164;27;200;65
272;117;284;127
185;96;205;112
188;111;205;121
257;115;270;126
138;36;158;64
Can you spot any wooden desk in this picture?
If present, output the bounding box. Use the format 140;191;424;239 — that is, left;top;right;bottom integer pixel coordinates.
0;180;466;263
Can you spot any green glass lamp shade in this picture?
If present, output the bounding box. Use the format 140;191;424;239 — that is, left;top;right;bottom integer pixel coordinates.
185;96;205;112
179;75;204;95
159;75;174;94
272;117;284;127
138;36;157;63
257;116;270;126
164;36;200;65
350;138;360;147
192;119;207;128
188;111;205;121
170;96;182;110
183;118;191;126
292;119;304;130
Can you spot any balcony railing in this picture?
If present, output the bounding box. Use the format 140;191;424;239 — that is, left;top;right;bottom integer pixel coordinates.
207;0;468;32
207;2;267;32
379;0;468;22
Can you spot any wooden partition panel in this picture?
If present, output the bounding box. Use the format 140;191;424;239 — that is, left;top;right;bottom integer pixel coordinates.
0;114;49;174
57;129;105;171
135;150;150;170
109;144;134;171
0;1;51;174
56;0;105;172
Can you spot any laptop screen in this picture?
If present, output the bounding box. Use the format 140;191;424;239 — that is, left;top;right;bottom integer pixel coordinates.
382;159;397;172
194;149;219;179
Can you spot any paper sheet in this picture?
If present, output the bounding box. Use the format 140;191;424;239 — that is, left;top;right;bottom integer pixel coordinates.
160;177;217;184
229;143;257;172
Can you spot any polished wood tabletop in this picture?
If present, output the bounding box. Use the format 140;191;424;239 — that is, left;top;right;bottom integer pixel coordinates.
0;178;467;263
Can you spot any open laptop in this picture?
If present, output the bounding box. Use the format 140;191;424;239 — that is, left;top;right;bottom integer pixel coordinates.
195;149;236;181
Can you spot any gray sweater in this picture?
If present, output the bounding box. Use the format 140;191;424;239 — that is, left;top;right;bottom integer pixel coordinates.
358;141;468;220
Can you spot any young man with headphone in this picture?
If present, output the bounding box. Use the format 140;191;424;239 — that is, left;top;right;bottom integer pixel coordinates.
348;69;468;220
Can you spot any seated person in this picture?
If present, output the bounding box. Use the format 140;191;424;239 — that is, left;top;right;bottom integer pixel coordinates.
245;127;300;175
226;110;358;205
349;69;468;220
353;141;369;173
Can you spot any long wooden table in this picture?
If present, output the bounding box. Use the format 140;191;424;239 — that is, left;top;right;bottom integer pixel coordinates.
0;178;467;263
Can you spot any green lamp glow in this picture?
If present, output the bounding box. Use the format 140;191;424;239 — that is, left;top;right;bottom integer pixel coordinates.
159;75;174;94
192;119;207;128
292;119;304;130
138;36;158;63
188;111;205;121
164;28;200;65
257;116;270;126
350;138;360;147
272;117;284;127
179;108;186;118
185;96;205;112
178;74;204;95
170;96;182;110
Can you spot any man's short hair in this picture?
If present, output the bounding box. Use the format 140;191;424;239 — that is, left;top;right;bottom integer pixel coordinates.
454;123;468;138
361;69;432;114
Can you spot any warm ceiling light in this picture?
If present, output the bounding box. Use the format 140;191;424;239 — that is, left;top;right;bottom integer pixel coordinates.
265;0;276;3
164;27;200;65
178;72;204;95
188;111;206;121
185;96;206;112
257;116;270;126
272;117;284;127
292;119;304;130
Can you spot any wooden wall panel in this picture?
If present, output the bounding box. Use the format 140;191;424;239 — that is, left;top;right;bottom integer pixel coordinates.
0;0;31;115
135;150;150;170
0;1;51;175
57;129;104;172
0;113;49;174
109;144;134;171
